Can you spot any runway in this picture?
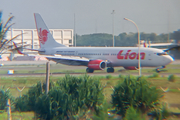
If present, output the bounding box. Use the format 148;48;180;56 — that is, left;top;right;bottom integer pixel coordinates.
0;60;180;77
0;72;180;77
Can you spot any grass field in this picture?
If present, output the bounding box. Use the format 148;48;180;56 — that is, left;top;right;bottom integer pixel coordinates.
0;111;34;120
1;62;180;119
1;75;180;119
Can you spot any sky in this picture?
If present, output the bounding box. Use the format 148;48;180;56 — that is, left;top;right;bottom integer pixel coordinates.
1;0;180;35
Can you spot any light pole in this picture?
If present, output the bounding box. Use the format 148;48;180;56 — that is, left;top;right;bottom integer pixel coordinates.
124;18;141;76
74;13;76;47
111;10;115;47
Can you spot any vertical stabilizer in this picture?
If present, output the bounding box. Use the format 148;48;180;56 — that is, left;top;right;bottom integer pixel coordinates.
34;13;66;49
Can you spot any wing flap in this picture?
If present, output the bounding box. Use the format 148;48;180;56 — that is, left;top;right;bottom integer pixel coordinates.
46;56;89;66
29;55;89;66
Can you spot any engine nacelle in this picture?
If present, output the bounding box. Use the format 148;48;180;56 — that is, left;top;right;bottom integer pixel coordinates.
88;60;106;70
124;66;138;70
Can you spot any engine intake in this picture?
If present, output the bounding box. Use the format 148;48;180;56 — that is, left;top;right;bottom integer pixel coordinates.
88;60;106;70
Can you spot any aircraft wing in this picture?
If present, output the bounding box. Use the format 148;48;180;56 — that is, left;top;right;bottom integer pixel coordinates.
46;55;89;66
164;46;180;52
43;55;112;67
28;55;90;66
22;48;45;52
13;42;112;67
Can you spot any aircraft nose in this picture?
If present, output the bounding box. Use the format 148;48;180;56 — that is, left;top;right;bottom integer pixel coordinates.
166;55;174;64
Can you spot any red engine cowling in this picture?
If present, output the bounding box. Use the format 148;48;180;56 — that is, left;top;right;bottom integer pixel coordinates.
124;66;138;70
88;60;106;70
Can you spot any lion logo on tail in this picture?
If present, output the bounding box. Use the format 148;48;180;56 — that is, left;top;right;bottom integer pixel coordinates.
38;28;48;44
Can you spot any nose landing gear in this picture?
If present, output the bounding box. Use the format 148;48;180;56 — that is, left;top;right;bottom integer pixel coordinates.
156;66;166;73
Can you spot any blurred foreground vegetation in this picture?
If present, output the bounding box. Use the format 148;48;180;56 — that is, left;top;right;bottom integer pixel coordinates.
1;74;180;119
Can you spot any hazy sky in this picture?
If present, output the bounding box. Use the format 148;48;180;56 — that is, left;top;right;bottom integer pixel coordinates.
1;0;180;35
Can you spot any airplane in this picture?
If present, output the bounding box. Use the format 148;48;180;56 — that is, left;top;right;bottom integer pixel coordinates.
14;13;174;73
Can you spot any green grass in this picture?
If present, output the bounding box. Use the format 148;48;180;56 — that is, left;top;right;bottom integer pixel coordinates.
0;111;34;120
1;75;180;119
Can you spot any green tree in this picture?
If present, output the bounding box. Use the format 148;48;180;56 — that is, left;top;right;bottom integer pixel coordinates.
77;33;113;47
0;11;21;55
75;32;171;47
172;29;180;40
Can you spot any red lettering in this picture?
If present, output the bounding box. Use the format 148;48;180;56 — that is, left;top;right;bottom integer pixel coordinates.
136;53;139;59
125;50;131;59
117;50;124;59
140;52;145;59
129;52;136;59
136;52;145;60
117;50;146;60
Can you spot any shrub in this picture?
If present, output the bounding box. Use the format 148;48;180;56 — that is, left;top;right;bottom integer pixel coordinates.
0;88;14;110
149;102;170;120
34;74;104;120
149;73;159;78
118;74;125;79
106;74;112;79
15;80;55;112
15;95;29;111
15;82;42;111
106;81;112;85
23;82;43;111
111;75;161;117
124;106;145;120
168;74;176;82
93;100;114;120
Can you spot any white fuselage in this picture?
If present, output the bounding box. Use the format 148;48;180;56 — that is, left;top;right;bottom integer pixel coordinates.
33;13;174;72
40;47;173;68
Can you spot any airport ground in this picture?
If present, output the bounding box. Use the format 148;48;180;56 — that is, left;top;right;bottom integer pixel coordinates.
0;60;180;77
1;60;180;119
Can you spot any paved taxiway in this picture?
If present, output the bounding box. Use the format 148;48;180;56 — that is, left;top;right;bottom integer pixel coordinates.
0;60;180;77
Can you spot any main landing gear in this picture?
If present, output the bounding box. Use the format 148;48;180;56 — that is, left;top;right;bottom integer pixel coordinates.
86;67;115;73
86;68;94;73
107;67;114;73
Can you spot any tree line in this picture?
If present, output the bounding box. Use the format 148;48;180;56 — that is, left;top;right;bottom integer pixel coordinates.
75;30;180;47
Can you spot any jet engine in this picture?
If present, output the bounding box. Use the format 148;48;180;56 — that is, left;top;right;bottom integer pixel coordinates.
88;60;106;70
124;66;138;70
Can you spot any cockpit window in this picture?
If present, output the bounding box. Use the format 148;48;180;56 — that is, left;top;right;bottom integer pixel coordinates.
157;52;168;56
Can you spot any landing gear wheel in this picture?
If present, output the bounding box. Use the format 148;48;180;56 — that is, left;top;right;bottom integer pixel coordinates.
86;68;94;73
107;67;114;73
156;69;160;73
